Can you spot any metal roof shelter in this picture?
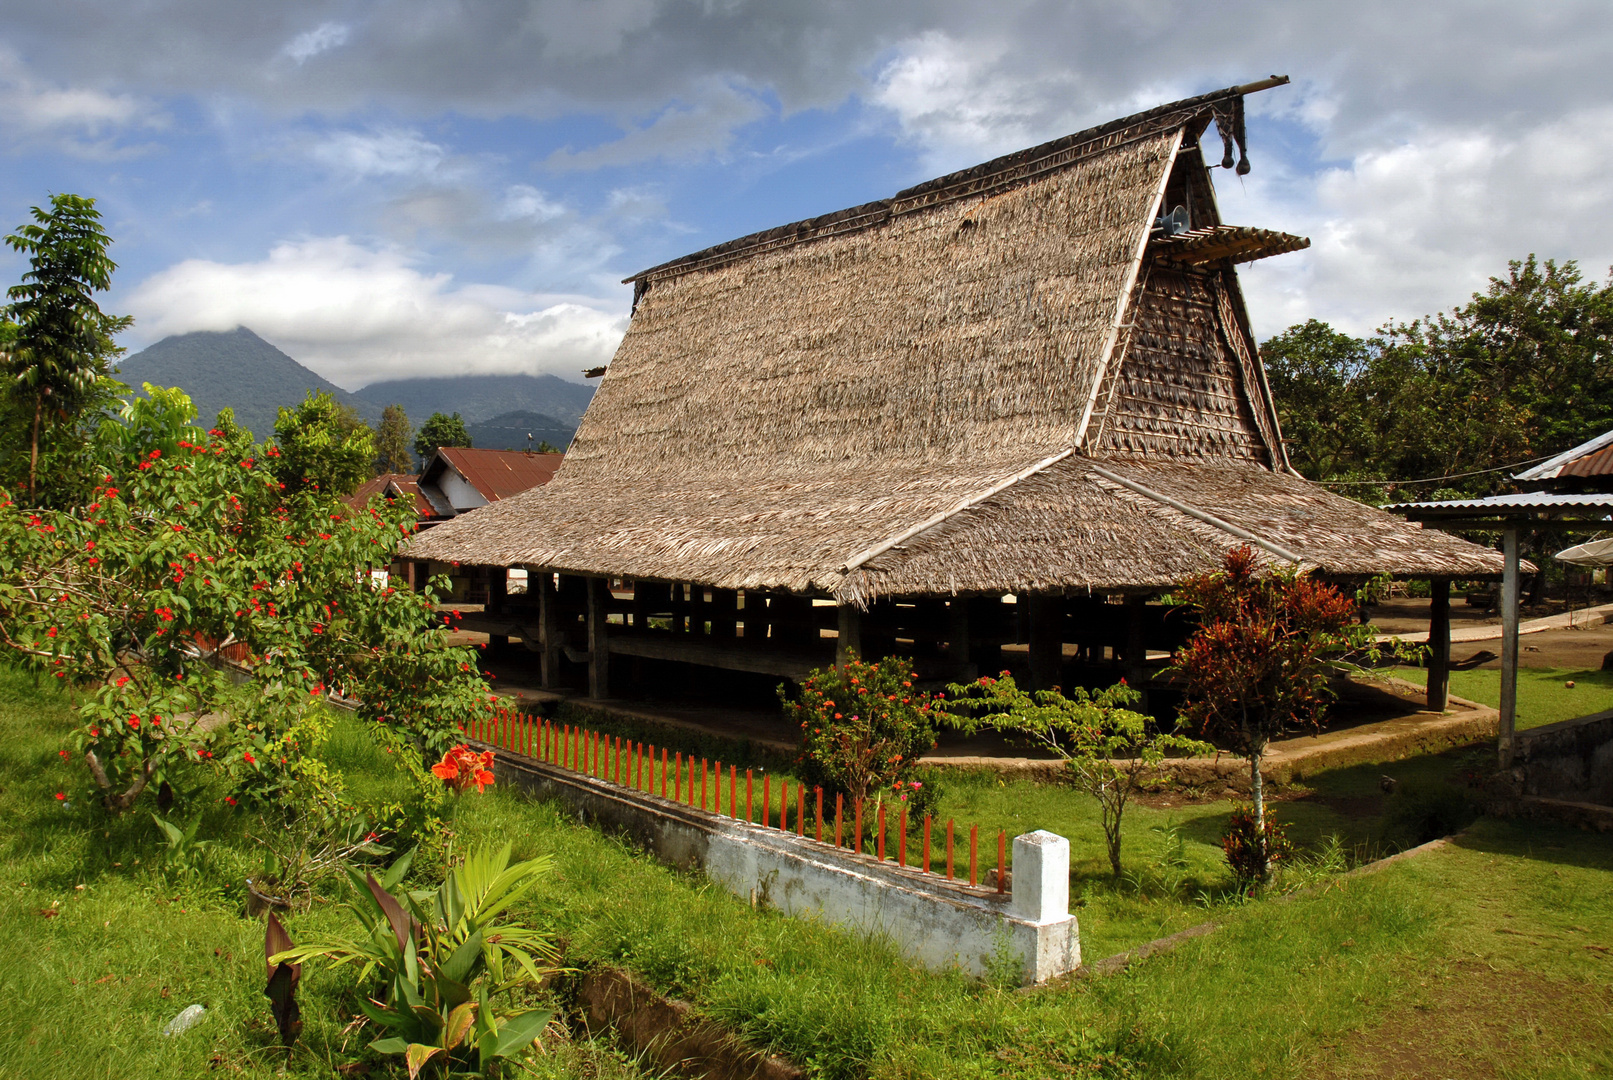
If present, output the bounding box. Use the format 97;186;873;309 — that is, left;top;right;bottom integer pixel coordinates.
1386;491;1613;764
1515;431;1613;484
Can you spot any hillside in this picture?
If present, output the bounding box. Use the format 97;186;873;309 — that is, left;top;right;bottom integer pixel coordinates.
116;327;379;441
353;373;594;427
465;409;578;452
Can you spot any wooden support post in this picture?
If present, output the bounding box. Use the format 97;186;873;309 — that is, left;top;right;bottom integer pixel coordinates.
1427;579;1451;712
1124;595;1148;706
537;570;562;689
586;576;610;700
947;599;973;680
836;603;862;666
1499;528;1520;767
709;588;738;639
1027;594;1063;691
488;566;508;614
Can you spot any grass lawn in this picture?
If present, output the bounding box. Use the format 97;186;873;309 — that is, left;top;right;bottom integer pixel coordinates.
2;665;1610;1079
1393;665;1613;729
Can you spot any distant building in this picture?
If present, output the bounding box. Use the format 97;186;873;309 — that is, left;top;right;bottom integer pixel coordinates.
347;473;435;519
416;447;564;521
355;451;563;601
1514;429;1613;493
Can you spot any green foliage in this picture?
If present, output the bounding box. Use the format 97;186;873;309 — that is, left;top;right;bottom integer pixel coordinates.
6;664;1613;1079
414;411;472;460
1264;257;1613;501
271;390;375;497
940;673;1211;875
375;403;414;475
272;843;558;1075
780;654;940;808
0;383;498;814
150;809;214;884
2;193;133;503
533;439;562;454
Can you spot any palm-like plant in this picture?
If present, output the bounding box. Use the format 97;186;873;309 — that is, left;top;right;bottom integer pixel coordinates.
3;193;133;502
271;844;559;1077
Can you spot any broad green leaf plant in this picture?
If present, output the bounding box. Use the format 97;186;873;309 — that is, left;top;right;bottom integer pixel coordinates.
272;843;559;1077
942;673;1211;876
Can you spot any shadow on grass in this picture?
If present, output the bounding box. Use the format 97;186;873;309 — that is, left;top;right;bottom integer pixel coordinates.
1450;816;1613;873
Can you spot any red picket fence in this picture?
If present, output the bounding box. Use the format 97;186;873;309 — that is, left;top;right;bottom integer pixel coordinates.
466;705;1008;892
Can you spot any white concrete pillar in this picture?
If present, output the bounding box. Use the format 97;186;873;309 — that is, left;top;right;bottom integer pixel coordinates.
1010;830;1069;924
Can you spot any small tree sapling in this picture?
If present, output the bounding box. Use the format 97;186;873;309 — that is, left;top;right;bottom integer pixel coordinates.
1169;546;1375;880
941;672;1210;876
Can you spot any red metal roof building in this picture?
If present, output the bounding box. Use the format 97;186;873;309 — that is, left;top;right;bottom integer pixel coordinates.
417;448;564;519
345;451;563;526
345;472;436;518
1515;429;1613;488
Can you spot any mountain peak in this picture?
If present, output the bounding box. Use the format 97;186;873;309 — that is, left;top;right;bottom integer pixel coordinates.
117;328;376;441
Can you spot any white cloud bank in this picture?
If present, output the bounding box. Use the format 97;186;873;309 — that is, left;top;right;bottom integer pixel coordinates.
1231;105;1613;338
124;237;628;389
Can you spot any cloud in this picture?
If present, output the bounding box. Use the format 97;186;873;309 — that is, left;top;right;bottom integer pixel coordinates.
1231;106;1613;338
0;48;163;156
123;237;628;388
282;22;350;64
870;32;1077;171
544;79;768;171
308;127;447;180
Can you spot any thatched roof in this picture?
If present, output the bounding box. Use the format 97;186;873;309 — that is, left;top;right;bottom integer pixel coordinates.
408;82;1504;597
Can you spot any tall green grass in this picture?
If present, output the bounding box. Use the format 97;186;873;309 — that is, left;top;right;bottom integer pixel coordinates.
2;665;1610;1079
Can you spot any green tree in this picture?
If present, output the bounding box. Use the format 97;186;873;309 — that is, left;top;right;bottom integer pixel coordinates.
2;194;133;503
1263;257;1613;502
374;403;414;474
940;674;1211;876
0;385;496;814
271;390;375;497
413;411;471;461
1169;547;1373;880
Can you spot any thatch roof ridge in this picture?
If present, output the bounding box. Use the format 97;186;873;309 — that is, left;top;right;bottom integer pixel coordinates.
626;78;1283;286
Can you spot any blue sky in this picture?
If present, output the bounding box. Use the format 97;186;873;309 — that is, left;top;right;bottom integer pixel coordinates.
2;2;1611;391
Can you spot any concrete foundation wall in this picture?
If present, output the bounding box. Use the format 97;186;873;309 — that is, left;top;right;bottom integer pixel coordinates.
490;752;1079;984
1511;709;1613;806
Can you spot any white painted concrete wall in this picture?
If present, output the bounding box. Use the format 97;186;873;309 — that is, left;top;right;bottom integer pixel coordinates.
490;753;1079;984
703;819;1079;983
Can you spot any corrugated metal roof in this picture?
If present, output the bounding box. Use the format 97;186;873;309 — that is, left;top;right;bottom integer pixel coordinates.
345;473;436;518
433;448;562;503
1385;491;1613;513
1515;428;1613;480
1560;443;1613;477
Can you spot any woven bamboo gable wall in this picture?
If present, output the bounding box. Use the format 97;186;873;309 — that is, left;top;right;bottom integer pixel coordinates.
1089;266;1272;461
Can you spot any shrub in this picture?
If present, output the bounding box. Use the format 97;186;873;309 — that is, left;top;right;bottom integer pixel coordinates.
271;843;559;1075
941;673;1211;876
1222;804;1292;883
781;653;940;810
